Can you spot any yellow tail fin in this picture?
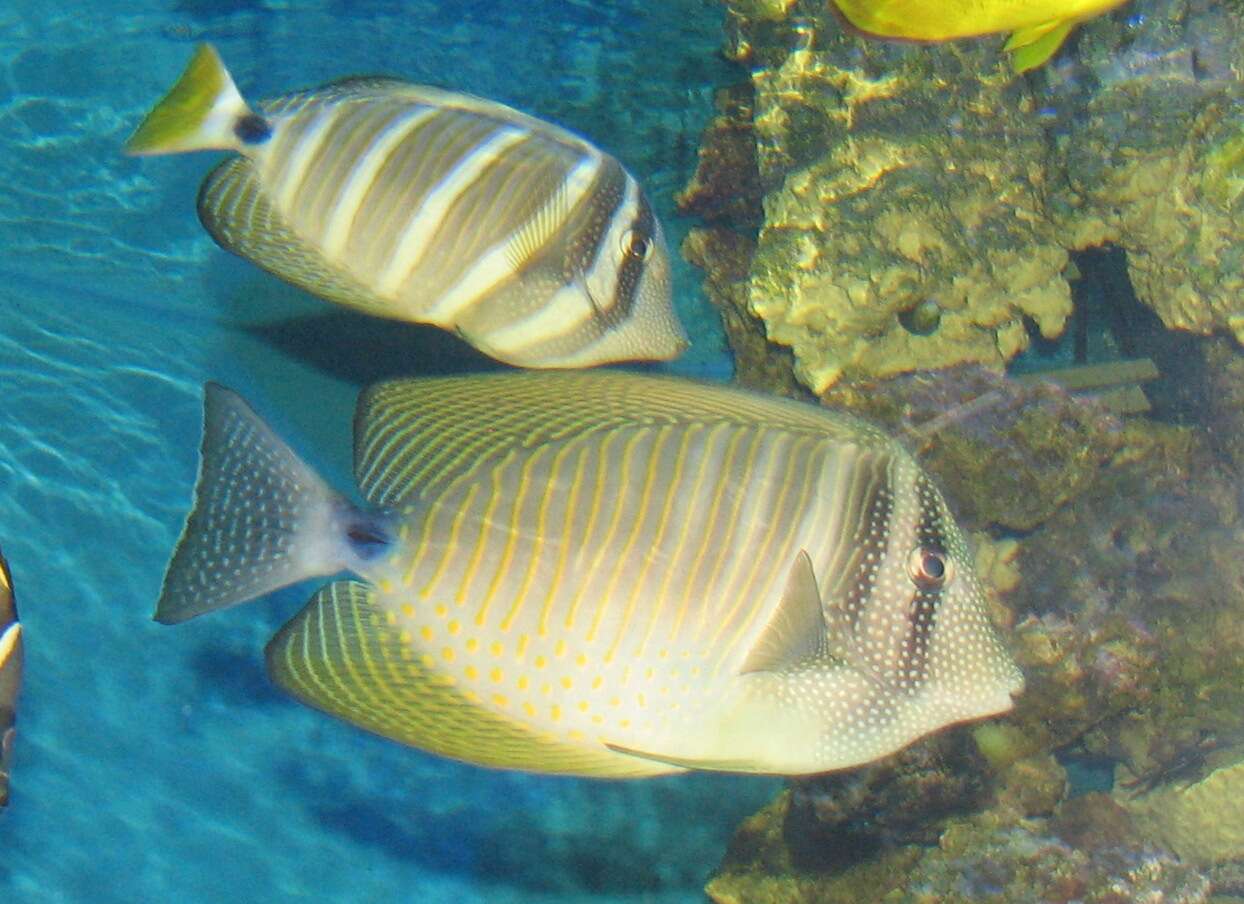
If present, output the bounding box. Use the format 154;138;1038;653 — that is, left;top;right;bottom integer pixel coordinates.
124;43;255;156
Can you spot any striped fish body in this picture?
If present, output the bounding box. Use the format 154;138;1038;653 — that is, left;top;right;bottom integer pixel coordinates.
156;373;1023;777
126;45;687;368
0;547;21;806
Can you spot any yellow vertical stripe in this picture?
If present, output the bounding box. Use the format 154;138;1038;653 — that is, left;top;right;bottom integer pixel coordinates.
484;443;552;632
630;424;698;657
533;442;588;635
597;427;671;660
693;429;764;635
710;436;819;662
667;424;748;640
562;428;621;632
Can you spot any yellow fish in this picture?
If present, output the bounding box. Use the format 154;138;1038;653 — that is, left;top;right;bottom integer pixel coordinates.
829;0;1130;71
155;372;1022;777
0;546;21;807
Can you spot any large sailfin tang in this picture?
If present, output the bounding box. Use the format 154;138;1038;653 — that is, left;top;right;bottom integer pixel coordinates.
125;44;260;156
155;384;355;624
0;548;21;807
265;580;670;777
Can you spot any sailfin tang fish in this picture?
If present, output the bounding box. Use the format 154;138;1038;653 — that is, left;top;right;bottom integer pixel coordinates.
829;0;1129;72
156;373;1023;777
0;546;22;807
125;44;687;368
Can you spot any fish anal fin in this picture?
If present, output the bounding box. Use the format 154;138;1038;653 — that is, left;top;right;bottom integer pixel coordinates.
266;581;667;778
1005;19;1076;72
198;158;395;318
740;550;826;675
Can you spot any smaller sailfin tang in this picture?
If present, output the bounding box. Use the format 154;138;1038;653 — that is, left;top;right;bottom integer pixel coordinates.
155;383;356;624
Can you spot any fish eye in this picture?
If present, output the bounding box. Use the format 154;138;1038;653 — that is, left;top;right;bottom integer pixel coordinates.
907;546;951;588
621;228;652;261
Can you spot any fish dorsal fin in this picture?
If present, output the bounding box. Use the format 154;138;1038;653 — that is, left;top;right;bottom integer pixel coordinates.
1005;19;1076;72
353;371;891;507
197;157;395;318
266;580;669;778
740;550;827;675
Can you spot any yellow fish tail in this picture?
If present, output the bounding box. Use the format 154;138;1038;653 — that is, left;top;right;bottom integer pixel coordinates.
1005;19;1077;72
125;43;258;156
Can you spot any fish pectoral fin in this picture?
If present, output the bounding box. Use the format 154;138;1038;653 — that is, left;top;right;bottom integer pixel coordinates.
507;169;578;272
197;158;393;318
265;581;667;778
603;742;751;774
1005;19;1076;72
740;549;827;675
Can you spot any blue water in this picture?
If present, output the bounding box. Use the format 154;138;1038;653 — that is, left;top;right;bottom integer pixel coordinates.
0;3;774;901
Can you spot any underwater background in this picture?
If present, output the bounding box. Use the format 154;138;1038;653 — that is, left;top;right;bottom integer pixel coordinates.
0;1;774;901
3;0;1244;901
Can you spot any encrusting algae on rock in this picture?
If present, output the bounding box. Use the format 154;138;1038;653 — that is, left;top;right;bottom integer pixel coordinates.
1122;743;1244;865
685;0;1244;396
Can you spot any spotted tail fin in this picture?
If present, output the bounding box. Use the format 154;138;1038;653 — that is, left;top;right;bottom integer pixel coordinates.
125;43;259;156
155;384;355;625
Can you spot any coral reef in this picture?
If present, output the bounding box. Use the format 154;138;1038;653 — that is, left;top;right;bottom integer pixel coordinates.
701;358;1244;898
706;789;1214;904
1122;742;1244;865
818;365;1127;531
683;0;1244;394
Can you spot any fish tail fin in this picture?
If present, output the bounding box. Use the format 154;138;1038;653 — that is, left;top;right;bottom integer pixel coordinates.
1005;19;1076;73
155;383;353;625
125;43;261;156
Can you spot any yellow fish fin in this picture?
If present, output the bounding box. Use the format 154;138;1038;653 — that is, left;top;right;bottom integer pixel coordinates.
354;371;883;506
265;580;670;777
739;550;827;675
125;43;255;156
1004;18;1077;72
197;157;395;317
